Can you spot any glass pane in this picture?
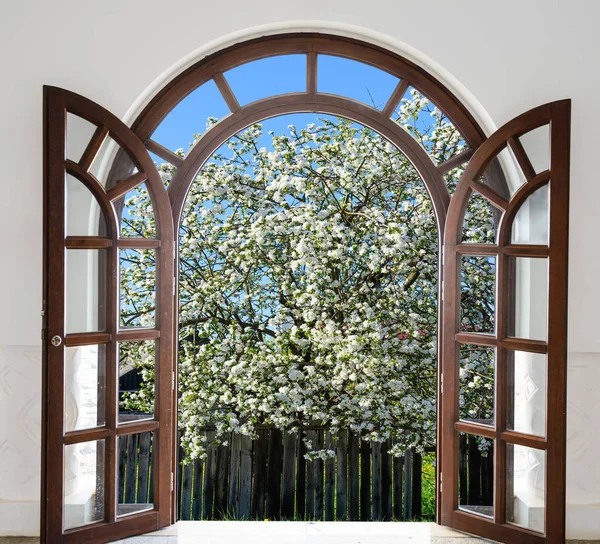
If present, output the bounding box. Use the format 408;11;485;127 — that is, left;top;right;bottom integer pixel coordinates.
66;113;97;164
318;54;399;109
461;255;496;334
66;175;107;236
458;432;494;518
89;135;136;188
511;184;549;245
508;257;548;342
462;191;499;244
507;351;546;437
224;54;306;106
64;345;106;432
479;147;526;198
117;432;155;516
64;439;105;530
116;182;156;238
506;444;545;533
120;248;156;328
395;87;467;167
518;125;550;176
444;163;466;195
151;79;230;154
66;249;107;334
119;341;155;423
459;345;495;426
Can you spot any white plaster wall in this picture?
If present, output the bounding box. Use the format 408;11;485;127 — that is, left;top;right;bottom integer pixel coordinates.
1;0;599;538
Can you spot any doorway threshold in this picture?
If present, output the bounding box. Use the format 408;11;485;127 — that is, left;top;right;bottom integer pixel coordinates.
115;521;493;543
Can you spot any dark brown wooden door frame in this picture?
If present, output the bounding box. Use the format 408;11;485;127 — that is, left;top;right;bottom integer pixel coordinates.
42;87;175;543
41;33;571;544
441;100;570;543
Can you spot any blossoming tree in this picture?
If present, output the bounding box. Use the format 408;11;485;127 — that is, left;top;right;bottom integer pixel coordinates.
119;91;496;460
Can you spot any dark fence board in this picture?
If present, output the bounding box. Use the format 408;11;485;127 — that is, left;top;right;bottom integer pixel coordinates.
214;439;229;519
411;452;422;519
336;429;347;520
393;454;403;520
381;438;392;521
267;429;282;520
468;436;482;505
314;429;324;521
117;434;126;503
296;434;306;520
192;458;203;520
251;429;268;519
137;432;151;504
403;449;412;520
372;441;381;520
176;442;183;514
459;433;468;507
482;442;494;507
360;436;370;521
148;440;154;504
125;434;139;503
203;431;216;519
281;432;296;519
239;435;253;519
228;433;241;516
305;430;315;519
325;432;335;521
181;461;193;520
348;431;359;521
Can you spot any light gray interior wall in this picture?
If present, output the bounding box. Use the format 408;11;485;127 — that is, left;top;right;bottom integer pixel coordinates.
1;0;599;538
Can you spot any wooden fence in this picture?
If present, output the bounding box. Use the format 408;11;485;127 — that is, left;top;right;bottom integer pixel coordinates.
117;431;154;507
457;433;494;515
117;429;493;520
176;428;426;521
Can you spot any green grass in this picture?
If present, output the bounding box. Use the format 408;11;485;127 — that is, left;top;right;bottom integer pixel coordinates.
421;452;436;519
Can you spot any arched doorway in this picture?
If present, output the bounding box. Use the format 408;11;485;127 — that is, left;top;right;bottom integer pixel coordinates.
41;33;570;544
172;111;442;523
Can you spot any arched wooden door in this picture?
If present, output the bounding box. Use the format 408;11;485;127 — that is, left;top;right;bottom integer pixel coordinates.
440;100;570;543
41;87;175;543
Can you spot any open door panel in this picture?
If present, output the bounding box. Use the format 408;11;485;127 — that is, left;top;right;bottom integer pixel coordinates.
440;100;570;543
42;87;175;544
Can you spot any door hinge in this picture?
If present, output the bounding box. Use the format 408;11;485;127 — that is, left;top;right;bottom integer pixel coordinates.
440;373;443;394
439;471;443;493
171;472;174;491
172;371;175;390
41;305;46;340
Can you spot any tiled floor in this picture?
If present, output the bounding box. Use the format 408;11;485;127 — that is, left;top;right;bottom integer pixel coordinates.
2;526;598;543
113;521;495;543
